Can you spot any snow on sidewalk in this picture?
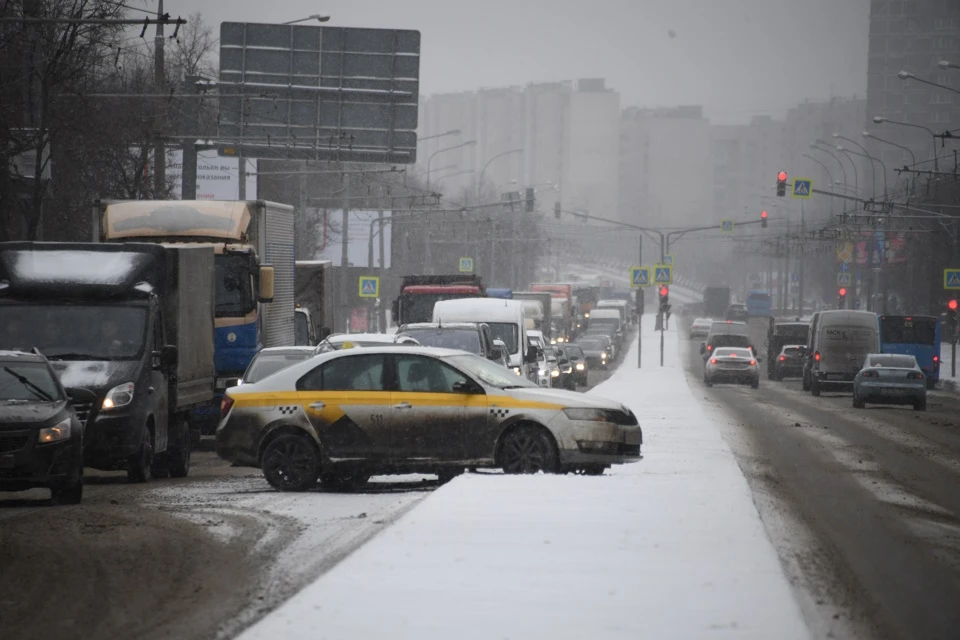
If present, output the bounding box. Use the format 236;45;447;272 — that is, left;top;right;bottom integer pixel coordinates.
237;327;810;640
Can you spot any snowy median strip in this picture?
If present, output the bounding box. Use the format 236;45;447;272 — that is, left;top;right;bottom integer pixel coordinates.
237;326;810;640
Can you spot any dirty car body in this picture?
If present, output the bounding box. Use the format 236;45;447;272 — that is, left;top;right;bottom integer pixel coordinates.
216;346;642;490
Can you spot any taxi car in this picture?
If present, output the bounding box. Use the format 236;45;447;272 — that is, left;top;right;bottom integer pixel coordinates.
215;346;642;491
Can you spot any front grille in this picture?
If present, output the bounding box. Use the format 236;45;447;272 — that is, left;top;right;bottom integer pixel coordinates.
72;403;93;427
0;432;30;454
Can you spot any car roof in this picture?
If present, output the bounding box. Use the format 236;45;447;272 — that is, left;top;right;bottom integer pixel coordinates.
780;344;805;350
0;349;48;363
256;346;317;355
326;332;415;342
401;322;483;331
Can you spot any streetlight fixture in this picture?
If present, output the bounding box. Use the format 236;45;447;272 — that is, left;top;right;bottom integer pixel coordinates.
898;69;960;96
862;131;916;167
282;14;331;24
477;148;523;199
834;133;886;197
939;60;960;71
873;115;939;170
426;140;476;190
418;129;462;143
802;153;836;214
813;141;857;195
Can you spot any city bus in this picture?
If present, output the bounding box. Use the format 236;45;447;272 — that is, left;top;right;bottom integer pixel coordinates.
746;290;773;318
878;314;940;388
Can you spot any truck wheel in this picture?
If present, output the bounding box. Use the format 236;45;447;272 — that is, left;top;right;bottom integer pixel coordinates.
262;434;319;492
166;418;192;478
127;425;154;483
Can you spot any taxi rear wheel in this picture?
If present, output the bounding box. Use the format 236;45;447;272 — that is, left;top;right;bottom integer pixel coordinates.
497;425;559;475
262;434;319;492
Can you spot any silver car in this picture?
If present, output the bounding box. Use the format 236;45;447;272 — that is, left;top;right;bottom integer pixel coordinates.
704;347;760;388
852;353;927;411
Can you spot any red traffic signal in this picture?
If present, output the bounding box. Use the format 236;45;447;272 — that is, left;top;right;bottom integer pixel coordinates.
838;287;847;297
776;171;788;197
778;171;787;182
761;210;768;228
761;210;768;219
659;285;669;297
949;299;958;310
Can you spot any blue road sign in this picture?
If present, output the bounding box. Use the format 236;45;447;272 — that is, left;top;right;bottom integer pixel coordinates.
791;272;800;282
459;257;474;273
630;266;650;288
838;273;852;286
792;178;812;198
654;265;673;284
358;276;380;298
839;262;850;273
720;220;734;233
663;254;674;266
945;269;960;290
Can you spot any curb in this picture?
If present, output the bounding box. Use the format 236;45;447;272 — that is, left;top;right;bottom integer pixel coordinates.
942;379;958;394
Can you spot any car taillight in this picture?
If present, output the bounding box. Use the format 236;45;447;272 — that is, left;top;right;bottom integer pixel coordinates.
750;360;757;366
779;355;786;362
707;344;713;351
907;371;924;380
814;351;820;362
220;395;235;419
862;370;879;378
710;358;718;364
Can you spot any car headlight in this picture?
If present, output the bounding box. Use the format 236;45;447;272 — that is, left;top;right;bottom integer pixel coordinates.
512;367;522;376
575;363;585;370
562;366;573;374
551;369;560;378
601;352;608;359
102;382;135;410
38;417;71;444
563;408;612;422
538;369;547;376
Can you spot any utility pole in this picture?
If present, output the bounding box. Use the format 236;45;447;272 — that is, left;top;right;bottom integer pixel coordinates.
798;200;805;313
340;172;350;332
153;0;166;196
180;75;199;199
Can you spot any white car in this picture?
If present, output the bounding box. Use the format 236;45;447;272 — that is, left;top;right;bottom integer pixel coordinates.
689;318;713;340
704;347;760;388
315;332;419;353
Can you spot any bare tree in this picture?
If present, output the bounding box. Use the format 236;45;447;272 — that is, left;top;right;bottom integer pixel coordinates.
165;11;217;86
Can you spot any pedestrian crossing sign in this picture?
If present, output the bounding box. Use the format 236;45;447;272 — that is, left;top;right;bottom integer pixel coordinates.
837;272;852;286
792;178;813;199
945;269;960;290
664;254;674;266
459;257;474;273
654;264;673;284
358;276;380;298
630;266;650;288
720;220;734;233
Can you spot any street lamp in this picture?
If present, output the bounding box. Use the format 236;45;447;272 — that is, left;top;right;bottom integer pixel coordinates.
939;60;960;71
433;169;475;187
418;129;462;143
873;116;939;170
812;141;856;196
282;14;331;24
863;131;917;195
477;148;523;200
426;140;476;190
898;69;960;96
801;153;836;214
834;134;886;197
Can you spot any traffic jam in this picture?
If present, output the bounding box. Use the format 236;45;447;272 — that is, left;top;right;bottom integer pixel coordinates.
688;285;946;412
0;210;641;503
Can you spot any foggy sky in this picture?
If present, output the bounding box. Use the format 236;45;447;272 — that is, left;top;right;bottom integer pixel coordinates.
151;0;870;124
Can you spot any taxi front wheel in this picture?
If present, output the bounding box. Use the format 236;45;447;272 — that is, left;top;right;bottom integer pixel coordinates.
497;425;559;474
262;434;319;492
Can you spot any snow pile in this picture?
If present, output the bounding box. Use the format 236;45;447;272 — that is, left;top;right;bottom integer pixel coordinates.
237;326;810;640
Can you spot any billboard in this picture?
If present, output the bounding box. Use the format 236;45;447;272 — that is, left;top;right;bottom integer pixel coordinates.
165;149;257;200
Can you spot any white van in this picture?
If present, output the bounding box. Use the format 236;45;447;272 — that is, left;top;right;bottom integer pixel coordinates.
433;298;531;373
596;299;629;327
807;310;879;396
520;299;545;332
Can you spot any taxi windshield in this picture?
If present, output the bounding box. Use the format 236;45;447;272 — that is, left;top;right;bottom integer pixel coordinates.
446;354;536;389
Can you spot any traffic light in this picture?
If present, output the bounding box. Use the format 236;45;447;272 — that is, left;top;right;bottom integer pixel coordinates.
525;187;535;213
948;299;958;321
659;285;669;307
554;201;561;219
777;171;787;197
761;210;768;228
838;287;847;308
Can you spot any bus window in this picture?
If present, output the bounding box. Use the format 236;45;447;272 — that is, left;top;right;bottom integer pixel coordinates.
880;316;937;345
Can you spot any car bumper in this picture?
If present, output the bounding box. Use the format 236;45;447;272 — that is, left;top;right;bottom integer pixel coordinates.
83;409;145;467
551;419;643;466
776;364;803;377
814;371;855;387
0;436;82;492
706;368;758;383
856;382;926;403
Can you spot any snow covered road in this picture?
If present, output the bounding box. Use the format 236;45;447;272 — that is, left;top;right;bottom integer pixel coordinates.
236;326;810;640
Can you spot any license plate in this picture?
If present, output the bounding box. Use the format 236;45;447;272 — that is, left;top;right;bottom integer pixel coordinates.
827;374;846;380
0;455;14;469
882;388;906;396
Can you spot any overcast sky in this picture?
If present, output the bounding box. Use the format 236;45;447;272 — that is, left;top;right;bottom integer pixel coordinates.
150;0;870;124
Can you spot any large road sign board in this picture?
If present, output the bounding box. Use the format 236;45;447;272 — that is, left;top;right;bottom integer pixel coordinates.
945;269;960;290
630;266;650;288
358;276;380;298
792;178;813;198
218;23;421;164
459;257;474;273
654;265;673;284
720;220;734;233
837;272;852;286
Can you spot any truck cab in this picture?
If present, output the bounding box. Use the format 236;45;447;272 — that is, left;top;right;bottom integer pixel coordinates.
393;275;485;326
0;242;215;482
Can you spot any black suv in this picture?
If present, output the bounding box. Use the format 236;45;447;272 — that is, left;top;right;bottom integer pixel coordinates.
0;350;83;504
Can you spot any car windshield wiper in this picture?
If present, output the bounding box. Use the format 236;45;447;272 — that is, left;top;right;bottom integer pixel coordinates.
2;367;54;402
46;352;102;361
500;384;528;389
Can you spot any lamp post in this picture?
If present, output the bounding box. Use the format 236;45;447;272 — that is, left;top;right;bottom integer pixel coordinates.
426;140;475;190
418;129;461;143
477;148;523;200
873;116;939;171
282;14;330;24
898;69;960;96
835;134;886;197
802;153;835;214
863;130;917;194
814;141;857;196
939;60;960;71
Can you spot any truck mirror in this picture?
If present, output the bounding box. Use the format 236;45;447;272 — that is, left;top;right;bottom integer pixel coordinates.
159;345;178;372
525;347;542;365
258;265;275;303
489;345;503;361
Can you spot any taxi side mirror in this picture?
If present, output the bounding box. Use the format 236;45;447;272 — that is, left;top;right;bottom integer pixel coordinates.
452;380;482;394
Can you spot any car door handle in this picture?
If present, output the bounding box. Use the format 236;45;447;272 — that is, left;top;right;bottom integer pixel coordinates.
394;402;413;410
309;401;326;410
